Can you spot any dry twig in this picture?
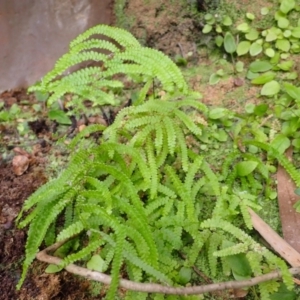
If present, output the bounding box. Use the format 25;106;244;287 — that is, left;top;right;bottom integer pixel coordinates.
36;239;300;295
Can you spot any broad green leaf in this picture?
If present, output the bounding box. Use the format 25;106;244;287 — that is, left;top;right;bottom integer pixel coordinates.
292;27;300;38
265;48;275;57
35;91;49;102
270;134;290;154
45;264;63;273
277;60;293;71
249;42;262;56
286;72;298;80
178;267;192;285
246;70;259;79
87;255;107;272
277;17;289;29
283;30;292;38
236;161;258;176
246;13;255;20
254;104;268;116
237;23;250;33
245;103;255;113
209;73;221;85
281;118;300;136
215;35;223;47
204;13;213;21
270;283;296;300
237;41;251;56
265;28;278;42
292;138;300;149
235;61;244;73
249;60;273;73
283;82;300;100
245;28;259;41
48;109;72;125
279;0;295;14
280;53;290;59
275;39;290;52
225;254;252;279
261;7;269;15
270;52;281;64
224;32;236;54
291;43;300;53
216;69;225;77
261;80;280;96
213;129;228;142
202;24;212;34
222;16;233;26
251;72;276;85
216;25;222;33
209;107;227;119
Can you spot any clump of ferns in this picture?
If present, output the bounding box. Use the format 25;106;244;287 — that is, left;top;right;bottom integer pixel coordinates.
17;96;294;299
28;24;189;114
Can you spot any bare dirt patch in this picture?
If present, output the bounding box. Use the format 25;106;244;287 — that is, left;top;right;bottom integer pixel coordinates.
125;0;200;58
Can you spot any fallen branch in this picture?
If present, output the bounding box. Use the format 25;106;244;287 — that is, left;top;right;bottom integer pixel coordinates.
36;239;300;295
248;208;300;267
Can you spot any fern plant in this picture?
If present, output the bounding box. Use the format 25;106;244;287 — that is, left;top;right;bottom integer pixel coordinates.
17;25;298;300
29;24;189;113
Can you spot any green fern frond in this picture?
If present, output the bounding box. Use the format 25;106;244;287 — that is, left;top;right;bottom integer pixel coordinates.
154;125;164;154
214;243;249;257
174;109;202;136
165;166;196;222
106;227;126;300
126;115;162;129
173;122;189;171
145;197;170;216
70;38;119;54
258;281;280;300
44;222;56;247
29;24;188;111
70;24;140;48
40;52;107;88
60;237;104;268
113;198;158;266
97;142;151;184
239;202;253;230
157;184;177;199
184;156;203;191
246;251;263;276
207;232;222;277
163;117;177;155
101;232;170;284
146;138;158;199
56;220;85;242
201;160;221;196
201;218;293;289
156;133;169;168
135;79;153;105
221;151;240;179
176;201;185;222
17;189;76;289
186;230;211;266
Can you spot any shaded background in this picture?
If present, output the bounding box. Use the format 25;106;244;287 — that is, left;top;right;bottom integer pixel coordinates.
0;0;113;92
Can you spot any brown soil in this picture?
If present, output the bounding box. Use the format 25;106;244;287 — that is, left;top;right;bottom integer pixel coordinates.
0;89;104;299
125;0;200;58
